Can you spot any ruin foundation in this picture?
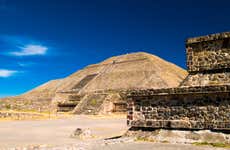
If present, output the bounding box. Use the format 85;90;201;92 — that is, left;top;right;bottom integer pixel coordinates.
127;32;230;130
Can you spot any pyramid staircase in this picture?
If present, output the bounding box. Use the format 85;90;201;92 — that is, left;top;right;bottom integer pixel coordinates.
57;59;119;112
73;93;107;114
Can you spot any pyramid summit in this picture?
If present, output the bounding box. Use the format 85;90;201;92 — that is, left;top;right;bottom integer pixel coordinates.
0;52;187;114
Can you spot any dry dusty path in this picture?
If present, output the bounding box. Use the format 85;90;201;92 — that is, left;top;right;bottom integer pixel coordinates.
0;115;227;150
0;115;127;148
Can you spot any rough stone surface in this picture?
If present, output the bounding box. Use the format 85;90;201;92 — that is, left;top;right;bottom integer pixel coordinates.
186;39;230;73
127;86;230;130
127;32;230;130
181;72;230;87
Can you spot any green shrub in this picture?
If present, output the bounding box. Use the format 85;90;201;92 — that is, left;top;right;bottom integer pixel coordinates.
90;99;97;106
5;104;11;109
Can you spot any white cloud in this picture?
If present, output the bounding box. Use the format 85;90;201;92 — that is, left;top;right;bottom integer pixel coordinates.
0;69;17;78
17;62;35;67
10;44;48;56
17;62;27;67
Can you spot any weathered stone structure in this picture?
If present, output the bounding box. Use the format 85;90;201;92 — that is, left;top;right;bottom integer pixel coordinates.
127;32;230;130
0;52;187;114
55;90;127;114
50;52;187;114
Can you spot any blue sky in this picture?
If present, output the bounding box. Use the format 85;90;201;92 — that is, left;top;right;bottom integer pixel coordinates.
0;0;229;97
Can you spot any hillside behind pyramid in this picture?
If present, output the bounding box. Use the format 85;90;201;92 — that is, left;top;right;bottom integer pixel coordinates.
0;52;188;113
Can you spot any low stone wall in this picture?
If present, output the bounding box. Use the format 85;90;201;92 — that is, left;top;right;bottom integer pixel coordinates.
0;97;52;112
127;85;230;130
0;111;45;120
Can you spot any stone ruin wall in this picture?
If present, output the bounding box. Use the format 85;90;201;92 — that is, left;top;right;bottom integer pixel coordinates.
186;39;230;73
127;85;230;130
181;32;230;87
127;32;230;131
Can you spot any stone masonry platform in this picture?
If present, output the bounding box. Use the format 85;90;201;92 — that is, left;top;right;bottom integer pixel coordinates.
127;85;230;130
126;32;230;131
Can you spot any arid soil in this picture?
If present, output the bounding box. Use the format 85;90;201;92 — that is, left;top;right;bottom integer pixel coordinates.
0;115;127;148
0;115;227;150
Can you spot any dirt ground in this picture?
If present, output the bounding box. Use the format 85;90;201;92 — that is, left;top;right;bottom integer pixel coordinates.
0;115;227;150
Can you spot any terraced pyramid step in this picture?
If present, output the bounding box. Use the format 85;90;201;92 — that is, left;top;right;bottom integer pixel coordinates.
57;95;83;112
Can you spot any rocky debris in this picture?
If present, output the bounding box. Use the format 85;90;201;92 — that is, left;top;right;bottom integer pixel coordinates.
70;128;93;139
125;129;230;145
6;136;229;150
102;137;134;146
